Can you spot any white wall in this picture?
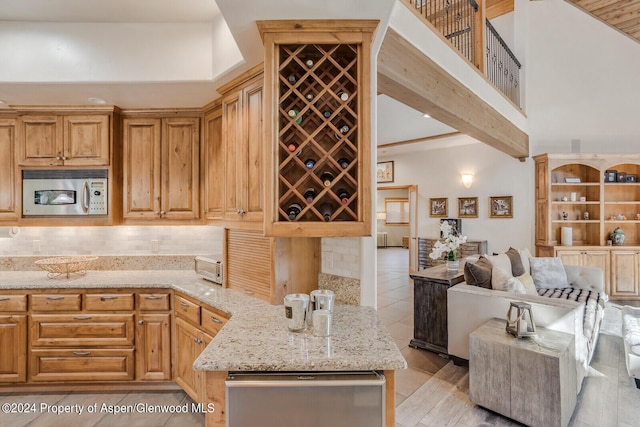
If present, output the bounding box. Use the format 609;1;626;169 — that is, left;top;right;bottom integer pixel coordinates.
379;140;533;253
519;0;640;154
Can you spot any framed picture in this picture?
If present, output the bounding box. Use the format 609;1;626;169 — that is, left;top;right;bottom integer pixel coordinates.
490;196;513;218
440;218;461;237
376;161;394;183
458;197;478;218
429;198;448;217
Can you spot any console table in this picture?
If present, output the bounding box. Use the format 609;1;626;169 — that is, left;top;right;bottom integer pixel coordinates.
417;239;487;270
408;264;465;355
469;318;577;427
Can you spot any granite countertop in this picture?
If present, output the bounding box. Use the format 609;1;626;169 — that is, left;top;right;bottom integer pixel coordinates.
0;270;406;372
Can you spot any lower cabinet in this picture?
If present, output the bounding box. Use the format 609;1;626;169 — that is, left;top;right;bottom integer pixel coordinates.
555;248;610;293
0;315;27;383
136;313;172;381
610;250;640;298
175;317;212;402
29;348;135;382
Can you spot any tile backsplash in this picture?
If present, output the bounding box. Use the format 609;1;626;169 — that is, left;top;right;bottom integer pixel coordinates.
0;225;223;256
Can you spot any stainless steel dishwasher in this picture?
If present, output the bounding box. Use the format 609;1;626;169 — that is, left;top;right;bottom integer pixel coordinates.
225;371;386;427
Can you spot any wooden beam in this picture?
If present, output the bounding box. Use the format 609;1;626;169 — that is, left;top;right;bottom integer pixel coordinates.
377;28;528;160
378;131;462;149
486;0;514;19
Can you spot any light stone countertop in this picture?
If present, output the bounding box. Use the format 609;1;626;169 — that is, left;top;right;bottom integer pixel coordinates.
0;270;407;372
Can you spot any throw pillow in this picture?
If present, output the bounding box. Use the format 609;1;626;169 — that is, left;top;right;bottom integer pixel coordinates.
463;256;493;289
506;247;525;276
530;257;569;289
485;253;512;275
519;248;532;274
491;266;526;294
517;272;538;296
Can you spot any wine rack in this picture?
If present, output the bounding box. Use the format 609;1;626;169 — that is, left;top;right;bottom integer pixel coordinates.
259;20;378;237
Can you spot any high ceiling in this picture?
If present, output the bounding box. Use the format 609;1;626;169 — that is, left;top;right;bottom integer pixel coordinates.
567;0;640;43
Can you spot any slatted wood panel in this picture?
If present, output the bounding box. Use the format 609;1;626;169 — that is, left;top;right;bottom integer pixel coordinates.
225;229;273;301
567;0;640;43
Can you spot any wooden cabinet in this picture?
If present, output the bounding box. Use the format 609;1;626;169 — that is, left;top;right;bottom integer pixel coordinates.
174;292;228;402
29;348;135;382
610;250;640;298
17;113;110;166
417;238;487;270
535;153;640;300
30;314;135;347
123;116;200;221
259;20;377;237
224;228;320;304
202;103;225;221
0;293;27;383
212;68;265;227
0;119;18;221
136;313;172;381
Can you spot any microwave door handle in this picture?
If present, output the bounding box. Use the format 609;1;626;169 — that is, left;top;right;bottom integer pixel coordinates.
81;181;90;214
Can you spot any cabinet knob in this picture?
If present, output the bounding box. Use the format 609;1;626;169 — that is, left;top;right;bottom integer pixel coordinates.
62;156;68;160
138;320;144;325
237;209;246;215
160;211;166;215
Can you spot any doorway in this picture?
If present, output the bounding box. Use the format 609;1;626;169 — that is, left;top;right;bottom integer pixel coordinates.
377;185;418;273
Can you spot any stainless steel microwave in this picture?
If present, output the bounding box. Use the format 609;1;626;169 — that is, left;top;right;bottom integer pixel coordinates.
22;169;108;216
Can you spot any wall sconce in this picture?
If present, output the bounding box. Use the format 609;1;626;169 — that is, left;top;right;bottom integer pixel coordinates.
461;173;474;188
376;212;386;221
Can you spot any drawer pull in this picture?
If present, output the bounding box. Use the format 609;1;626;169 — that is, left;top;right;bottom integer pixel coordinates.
73;316;92;320
138;320;144;325
72;351;91;356
0;297;9;301
194;337;203;344
144;295;163;300
243;289;255;295
210;316;222;324
45;296;65;300
180;301;190;308
100;296;117;301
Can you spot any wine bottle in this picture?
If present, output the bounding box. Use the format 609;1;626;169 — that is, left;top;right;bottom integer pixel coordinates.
339;125;350;134
320;171;334;187
304;158;316;169
322;110;331;118
287;74;297;84
337;157;350;169
320;203;333;222
338;91;349;102
305;59;314;68
288;109;302;124
305;93;314;101
304;188;317;203
337;189;350;204
287;203;302;220
287;142;298;153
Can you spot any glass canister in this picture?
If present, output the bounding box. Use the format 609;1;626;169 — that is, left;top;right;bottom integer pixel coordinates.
284;293;309;332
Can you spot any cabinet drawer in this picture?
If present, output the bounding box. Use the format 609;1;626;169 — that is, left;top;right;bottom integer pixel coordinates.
200;306;228;336
29;348;134;382
176;296;200;325
85;294;134;311
138;293;171;311
32;294;81;312
31;314;135;347
0;295;27;312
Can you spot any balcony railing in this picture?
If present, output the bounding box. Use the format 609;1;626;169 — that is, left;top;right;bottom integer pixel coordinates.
405;0;522;108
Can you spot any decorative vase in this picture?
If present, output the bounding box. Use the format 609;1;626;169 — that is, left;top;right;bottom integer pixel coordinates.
446;251;459;271
611;227;626;246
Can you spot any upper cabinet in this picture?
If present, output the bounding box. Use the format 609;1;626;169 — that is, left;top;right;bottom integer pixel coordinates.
123;115;200;222
258;20;378;237
0;118;19;221
202;103;224;221
17;112;111;167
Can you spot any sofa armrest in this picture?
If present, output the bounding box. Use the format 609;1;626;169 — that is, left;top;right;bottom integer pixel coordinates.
563;265;605;293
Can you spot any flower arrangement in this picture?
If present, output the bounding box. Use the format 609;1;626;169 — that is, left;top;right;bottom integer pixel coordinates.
429;221;467;261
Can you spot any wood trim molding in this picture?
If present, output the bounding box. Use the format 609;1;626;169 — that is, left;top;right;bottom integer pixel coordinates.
377;28;528;160
378;131;462;149
486;0;514;19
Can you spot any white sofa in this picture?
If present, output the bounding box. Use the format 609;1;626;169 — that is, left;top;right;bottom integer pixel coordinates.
622;305;640;389
447;264;606;393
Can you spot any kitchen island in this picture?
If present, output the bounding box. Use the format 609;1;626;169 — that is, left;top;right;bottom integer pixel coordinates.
0;269;406;427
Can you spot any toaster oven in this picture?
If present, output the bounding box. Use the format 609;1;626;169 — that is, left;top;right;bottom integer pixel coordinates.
195;256;223;284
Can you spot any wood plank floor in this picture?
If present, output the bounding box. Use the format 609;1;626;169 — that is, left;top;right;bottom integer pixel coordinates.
2;247;638;426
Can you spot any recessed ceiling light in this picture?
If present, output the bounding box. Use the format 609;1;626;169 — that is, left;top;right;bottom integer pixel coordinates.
88;97;107;104
422;113;431;118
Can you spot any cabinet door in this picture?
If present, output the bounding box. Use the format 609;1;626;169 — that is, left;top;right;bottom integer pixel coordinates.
63;115;110;166
136;313;172;381
123;118;162;219
161;117;200;220
583;250;610;292
610;251;639;298
17;115;63;166
0;119;18;220
0;315;27;382
222;92;242;221
555;250;582;267
175;318;201;401
203;107;225;221
241;79;264;222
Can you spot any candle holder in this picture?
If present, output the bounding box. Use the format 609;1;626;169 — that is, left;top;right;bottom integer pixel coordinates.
506;301;536;338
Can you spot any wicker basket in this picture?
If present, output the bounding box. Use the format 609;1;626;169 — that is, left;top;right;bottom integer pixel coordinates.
35;256;98;279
